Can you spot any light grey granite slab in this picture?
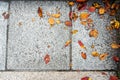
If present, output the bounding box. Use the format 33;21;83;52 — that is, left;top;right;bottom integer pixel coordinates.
0;1;9;70
0;71;117;80
7;1;70;70
72;0;118;70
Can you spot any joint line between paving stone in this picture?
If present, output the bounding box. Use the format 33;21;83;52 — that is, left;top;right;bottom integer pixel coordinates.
5;0;10;71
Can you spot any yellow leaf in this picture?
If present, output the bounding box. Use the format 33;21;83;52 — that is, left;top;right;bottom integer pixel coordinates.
68;1;74;6
99;53;108;60
111;43;120;49
56;20;61;24
91;51;99;57
52;14;60;18
48;17;55;26
80;21;87;26
98;7;105;15
71;30;78;35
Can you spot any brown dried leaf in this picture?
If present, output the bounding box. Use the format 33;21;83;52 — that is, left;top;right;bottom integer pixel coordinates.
38;7;43;17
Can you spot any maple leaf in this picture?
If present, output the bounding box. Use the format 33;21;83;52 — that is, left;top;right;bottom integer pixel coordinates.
44;54;50;64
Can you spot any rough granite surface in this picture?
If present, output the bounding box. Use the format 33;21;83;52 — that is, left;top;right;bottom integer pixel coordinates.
0;1;8;70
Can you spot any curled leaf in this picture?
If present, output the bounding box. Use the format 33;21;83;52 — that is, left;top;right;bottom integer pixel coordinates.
89;29;98;38
65;21;72;27
52;14;60;18
91;51;99;57
98;7;105;15
78;40;86;49
113;56;119;62
81;52;87;59
71;30;78;35
38;7;43;17
110;75;118;80
111;43;120;49
80;12;90;20
65;40;72;47
48;17;55;26
44;54;50;64
99;53;108;60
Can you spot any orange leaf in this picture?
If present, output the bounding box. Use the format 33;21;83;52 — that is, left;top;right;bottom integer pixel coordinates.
80;12;90;20
65;40;72;47
81;52;87;59
68;1;74;6
81;21;87;26
44;54;50;64
99;53;108;60
52;14;61;18
65;21;72;27
38;7;43;17
89;29;98;38
98;7;105;15
48;17;55;26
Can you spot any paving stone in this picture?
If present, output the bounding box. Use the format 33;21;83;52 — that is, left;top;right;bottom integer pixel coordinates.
0;1;8;70
72;0;118;70
0;71;116;80
7;1;70;70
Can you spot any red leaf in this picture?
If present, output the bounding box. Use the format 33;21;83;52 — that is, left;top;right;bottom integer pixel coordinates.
110;75;118;80
65;21;72;27
69;11;73;20
81;52;87;59
77;3;87;11
78;40;86;49
113;56;119;62
81;77;89;80
88;6;96;12
44;54;50;64
76;0;87;3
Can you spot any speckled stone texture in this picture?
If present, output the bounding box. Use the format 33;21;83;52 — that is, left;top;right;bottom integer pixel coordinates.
0;71;116;80
7;1;70;70
72;0;118;70
0;1;8;70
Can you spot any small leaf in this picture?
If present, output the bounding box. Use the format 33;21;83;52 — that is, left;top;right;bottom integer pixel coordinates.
81;76;89;80
110;75;118;80
65;21;72;27
99;53;108;60
78;40;86;49
92;2;101;9
79;12;90;20
98;7;105;15
113;56;119;62
91;51;99;57
88;6;96;12
77;3;87;11
38;7;43;17
76;0;87;3
89;29;98;38
81;52;87;59
111;43;120;49
71;30;78;35
52;14;60;18
48;17;55;26
80;21;87;26
44;54;50;64
68;1;74;6
65;40;72;47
